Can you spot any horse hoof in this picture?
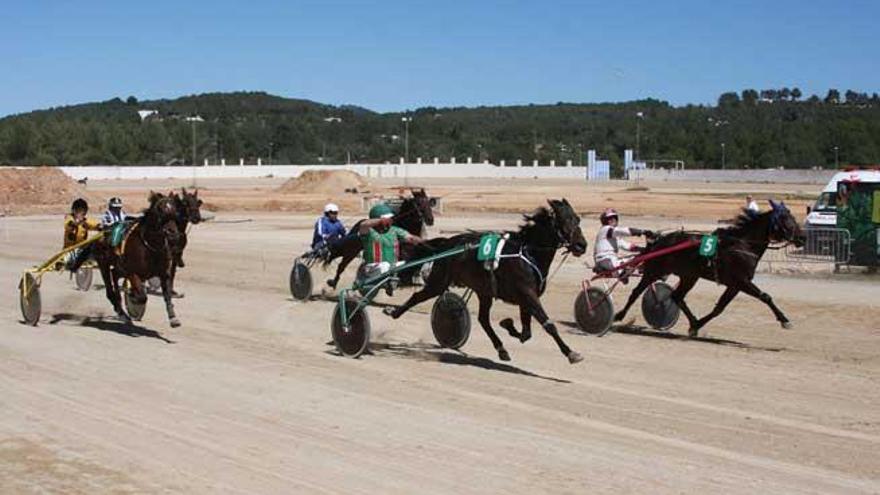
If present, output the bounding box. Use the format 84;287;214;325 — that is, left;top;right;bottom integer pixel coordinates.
382;306;397;318
613;312;624;322
116;313;132;324
326;279;337;289
519;333;531;344
568;351;584;364
688;327;699;338
498;349;511;361
781;321;793;330
169;318;181;328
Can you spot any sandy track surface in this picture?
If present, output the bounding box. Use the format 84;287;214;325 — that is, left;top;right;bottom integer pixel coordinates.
1;210;879;494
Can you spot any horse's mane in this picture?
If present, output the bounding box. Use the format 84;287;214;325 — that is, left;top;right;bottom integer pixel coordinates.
520;206;551;228
721;208;772;236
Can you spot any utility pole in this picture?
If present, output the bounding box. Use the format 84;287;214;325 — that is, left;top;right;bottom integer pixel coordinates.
191;120;196;166
721;142;726;170
834;146;839;168
401;116;412;163
636;112;644;160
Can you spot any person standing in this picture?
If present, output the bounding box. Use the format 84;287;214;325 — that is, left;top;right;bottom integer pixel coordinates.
745;195;760;213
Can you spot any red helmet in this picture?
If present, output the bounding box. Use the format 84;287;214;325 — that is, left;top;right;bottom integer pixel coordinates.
599;208;618;225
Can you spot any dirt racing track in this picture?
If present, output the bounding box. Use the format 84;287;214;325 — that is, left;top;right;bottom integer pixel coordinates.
2;184;880;493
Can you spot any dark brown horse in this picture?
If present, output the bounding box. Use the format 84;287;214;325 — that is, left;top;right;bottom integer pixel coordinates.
614;200;804;336
94;192;183;326
386;199;588;364
169;187;203;270
324;188;435;288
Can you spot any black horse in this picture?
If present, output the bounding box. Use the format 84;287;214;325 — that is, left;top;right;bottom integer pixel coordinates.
93;192;182;326
614;200;804;336
385;199;588;364
324;188;435;288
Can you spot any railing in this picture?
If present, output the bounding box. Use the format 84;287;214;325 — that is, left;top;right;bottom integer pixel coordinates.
760;228;851;272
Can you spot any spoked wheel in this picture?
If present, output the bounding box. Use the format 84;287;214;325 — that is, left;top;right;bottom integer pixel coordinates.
19;273;42;326
124;280;147;321
641;281;679;331
289;259;313;301
75;268;93;291
430;291;471;349
331;299;371;358
573;287;614;336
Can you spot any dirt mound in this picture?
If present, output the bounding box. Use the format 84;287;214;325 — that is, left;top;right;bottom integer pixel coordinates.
0;167;91;215
277;170;368;194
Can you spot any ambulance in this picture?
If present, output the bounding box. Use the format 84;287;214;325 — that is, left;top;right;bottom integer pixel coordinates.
804;168;880;229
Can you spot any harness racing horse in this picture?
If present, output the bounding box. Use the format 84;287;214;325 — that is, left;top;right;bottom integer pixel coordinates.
613;200;804;336
324;188;435;288
385;199;588;364
94;192;184;327
169;187;203;271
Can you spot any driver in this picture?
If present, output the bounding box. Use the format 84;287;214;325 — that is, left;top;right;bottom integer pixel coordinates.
358;202;423;294
62;198;101;271
593;208;653;281
312;203;347;253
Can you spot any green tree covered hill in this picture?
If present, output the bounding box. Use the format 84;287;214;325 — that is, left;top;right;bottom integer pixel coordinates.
1;89;878;170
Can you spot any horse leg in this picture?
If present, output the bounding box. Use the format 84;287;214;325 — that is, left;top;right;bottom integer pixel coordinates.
385;262;450;319
737;280;792;329
160;274;181;328
614;275;655;322
101;265;129;322
692;286;739;332
499;305;532;343
668;274;702;337
521;291;582;364
128;274;147;304
476;294;510;361
327;251;355;289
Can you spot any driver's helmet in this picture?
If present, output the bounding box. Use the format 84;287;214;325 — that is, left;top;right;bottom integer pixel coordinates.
369;202;394;219
71;198;89;213
324;202;339;214
599;208;618;225
108;197;123;209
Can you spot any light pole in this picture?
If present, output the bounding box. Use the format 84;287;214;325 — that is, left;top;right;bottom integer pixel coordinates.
636;111;644;160
186;115;204;165
834;146;839;168
401;116;412;163
721;142;726;170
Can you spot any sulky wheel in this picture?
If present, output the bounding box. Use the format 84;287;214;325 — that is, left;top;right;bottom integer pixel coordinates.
124;281;147;322
641;281;680;331
19;273;42;326
289;259;313;301
574;287;614;336
430;291;471;349
331;299;371;358
75;267;93;291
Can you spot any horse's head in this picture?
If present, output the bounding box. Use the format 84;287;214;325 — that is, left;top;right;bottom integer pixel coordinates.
410;188;435;226
145;191;181;239
768;200;804;247
177;187;204;225
547;198;588;256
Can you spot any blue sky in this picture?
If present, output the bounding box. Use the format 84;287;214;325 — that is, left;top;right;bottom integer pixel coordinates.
3;0;878;117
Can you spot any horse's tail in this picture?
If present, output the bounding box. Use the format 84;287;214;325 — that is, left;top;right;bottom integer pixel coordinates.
321;238;348;267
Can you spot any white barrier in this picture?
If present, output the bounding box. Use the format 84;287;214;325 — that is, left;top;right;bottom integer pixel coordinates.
638;168;835;185
58;162;589;181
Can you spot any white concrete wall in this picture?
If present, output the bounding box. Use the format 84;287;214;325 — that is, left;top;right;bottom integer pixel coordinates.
638;168;835;185
58;163;589;181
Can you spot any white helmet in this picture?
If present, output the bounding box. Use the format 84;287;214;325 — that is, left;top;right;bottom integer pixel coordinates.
324;203;339;214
